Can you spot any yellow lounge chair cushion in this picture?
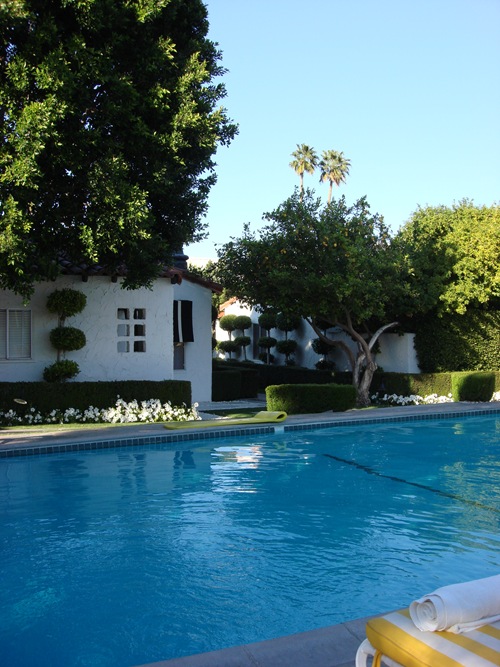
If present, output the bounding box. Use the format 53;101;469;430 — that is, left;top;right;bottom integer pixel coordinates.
164;410;287;430
366;609;500;667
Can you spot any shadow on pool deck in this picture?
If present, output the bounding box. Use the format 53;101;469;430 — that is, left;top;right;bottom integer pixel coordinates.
1;401;499;666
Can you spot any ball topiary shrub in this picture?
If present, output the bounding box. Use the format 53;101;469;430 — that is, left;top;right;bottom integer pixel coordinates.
258;312;276;332
49;327;86;352
44;287;87;381
43;360;80;383
219;314;237;337
46;288;87;319
233;315;252;332
217;339;240;359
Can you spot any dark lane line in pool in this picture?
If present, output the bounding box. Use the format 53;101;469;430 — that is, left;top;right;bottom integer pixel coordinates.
323;453;500;515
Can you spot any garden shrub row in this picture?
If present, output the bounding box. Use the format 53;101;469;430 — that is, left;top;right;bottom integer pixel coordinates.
0;380;191;414
266;383;357;414
369;371;500;399
212;360;333;400
212;362;500;404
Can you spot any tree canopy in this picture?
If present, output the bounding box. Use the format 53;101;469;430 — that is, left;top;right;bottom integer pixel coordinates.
215;190;406;405
395;200;500;316
0;0;237;297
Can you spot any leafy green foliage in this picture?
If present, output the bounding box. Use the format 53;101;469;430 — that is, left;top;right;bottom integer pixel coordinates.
46;288;87;318
276;339;297;355
234;335;251;348
49;326;86;352
258;336;277;350
395;200;500;316
0;0;237;297
257;312;276;332
219;314;237;334
217;339;239;357
43;359;80;382
0;379;191;411
312;337;331;356
451;372;496;402
275;312;301;333
414;309;500;372
217;192;402;328
233;315;252;332
266;383;356;414
216;190;405;405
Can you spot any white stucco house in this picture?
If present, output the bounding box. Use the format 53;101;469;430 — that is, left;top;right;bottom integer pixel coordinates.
216;298;420;374
0;256;219;402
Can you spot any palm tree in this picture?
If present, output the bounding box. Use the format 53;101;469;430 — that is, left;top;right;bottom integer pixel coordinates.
319;149;351;204
289;144;318;200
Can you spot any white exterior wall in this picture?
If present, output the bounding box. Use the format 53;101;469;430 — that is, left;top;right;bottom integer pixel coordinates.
216;300;421;374
376;332;420;373
1;275;214;402
173;279;213;402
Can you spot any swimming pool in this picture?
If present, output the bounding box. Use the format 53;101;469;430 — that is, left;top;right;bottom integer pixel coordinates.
1;414;499;667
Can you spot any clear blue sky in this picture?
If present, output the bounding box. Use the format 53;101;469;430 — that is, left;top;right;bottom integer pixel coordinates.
185;0;500;260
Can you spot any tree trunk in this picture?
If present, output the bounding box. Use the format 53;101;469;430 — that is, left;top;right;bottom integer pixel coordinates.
356;359;377;407
308;315;399;408
340;317;399;408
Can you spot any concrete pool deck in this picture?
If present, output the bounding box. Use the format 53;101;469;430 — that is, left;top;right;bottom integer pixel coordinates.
1;399;498;454
1;401;499;666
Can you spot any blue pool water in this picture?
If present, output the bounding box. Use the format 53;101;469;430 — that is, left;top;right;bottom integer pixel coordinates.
1;415;499;667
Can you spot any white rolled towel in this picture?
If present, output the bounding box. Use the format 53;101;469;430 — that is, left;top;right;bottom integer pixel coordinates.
409;574;500;633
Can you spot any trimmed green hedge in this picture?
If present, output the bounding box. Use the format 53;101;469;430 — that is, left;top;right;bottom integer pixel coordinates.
252;364;333;389
0;380;191;413
212;360;332;399
212;370;242;402
212;367;260;401
451;372;496;402
370;372;453;397
266;383;357;414
370;371;500;398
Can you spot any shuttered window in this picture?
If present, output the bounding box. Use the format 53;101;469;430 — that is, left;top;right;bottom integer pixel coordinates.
173;300;194;343
0;310;32;359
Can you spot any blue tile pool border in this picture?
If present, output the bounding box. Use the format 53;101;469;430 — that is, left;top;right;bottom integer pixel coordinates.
1;406;499;458
283;406;500;431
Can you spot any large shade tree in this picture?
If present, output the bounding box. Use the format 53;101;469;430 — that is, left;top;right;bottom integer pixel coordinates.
0;0;237;298
215;190;408;406
289;144;318;200
394;200;500;317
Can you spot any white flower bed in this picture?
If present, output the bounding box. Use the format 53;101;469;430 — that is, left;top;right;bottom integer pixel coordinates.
374;391;500;406
0;397;200;427
373;393;454;406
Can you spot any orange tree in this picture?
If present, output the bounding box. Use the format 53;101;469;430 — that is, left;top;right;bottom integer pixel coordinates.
215;190;409;406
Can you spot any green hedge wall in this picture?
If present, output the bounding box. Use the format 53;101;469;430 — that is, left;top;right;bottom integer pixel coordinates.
414;309;500;372
451;372;496;402
212;371;243;402
369;371;500;398
0;380;191;413
371;372;453;397
266;383;357;414
216;361;332;390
